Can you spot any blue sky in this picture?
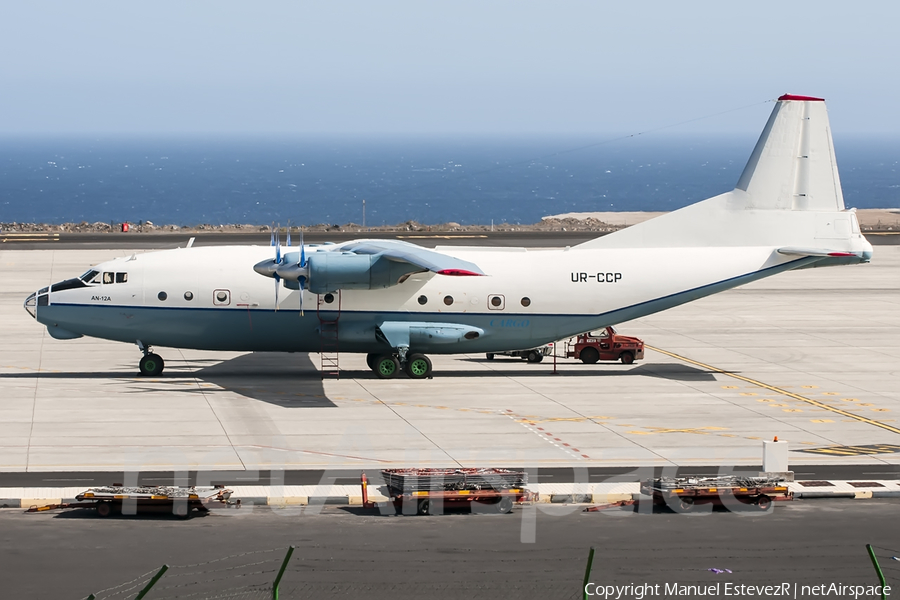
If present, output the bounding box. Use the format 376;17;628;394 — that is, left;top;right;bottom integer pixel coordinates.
1;1;897;135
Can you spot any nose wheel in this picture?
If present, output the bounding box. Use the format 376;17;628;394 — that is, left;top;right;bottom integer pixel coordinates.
136;341;165;376
139;353;165;376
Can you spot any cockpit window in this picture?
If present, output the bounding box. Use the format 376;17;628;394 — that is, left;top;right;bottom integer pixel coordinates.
116;272;128;283
80;270;100;284
103;272;114;285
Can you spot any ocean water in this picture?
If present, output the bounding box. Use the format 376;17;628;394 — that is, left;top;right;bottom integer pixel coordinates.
0;134;897;226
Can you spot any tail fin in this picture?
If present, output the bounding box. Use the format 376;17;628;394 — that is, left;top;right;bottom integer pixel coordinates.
736;94;844;212
577;94;870;258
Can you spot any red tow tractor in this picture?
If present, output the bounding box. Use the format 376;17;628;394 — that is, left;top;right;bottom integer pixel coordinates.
564;326;644;365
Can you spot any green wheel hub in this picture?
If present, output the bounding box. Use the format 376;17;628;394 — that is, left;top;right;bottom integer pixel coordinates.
409;358;429;377
377;359;397;376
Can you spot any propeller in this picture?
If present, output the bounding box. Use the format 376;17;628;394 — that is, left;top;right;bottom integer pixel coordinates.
252;224;310;315
297;229;307;315
272;230;309;315
253;224;285;310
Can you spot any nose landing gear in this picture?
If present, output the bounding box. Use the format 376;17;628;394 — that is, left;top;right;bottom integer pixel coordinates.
136;340;165;376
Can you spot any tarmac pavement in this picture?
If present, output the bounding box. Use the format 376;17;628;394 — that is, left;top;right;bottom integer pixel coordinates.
2;499;898;599
0;245;898;474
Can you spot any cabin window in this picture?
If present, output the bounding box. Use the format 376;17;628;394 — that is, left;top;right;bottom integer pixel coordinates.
417;295;428;305
521;297;531;307
115;272;128;283
488;295;505;310
443;295;453;306
214;289;231;306
103;272;114;284
184;291;194;301
158;291;167;301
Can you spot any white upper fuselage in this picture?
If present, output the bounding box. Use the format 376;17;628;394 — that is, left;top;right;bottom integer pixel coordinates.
32;240;820;355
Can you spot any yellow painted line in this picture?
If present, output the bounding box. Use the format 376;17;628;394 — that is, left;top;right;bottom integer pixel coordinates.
647;345;900;435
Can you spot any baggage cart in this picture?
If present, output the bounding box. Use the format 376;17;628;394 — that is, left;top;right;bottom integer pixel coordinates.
640;475;791;512
363;468;534;515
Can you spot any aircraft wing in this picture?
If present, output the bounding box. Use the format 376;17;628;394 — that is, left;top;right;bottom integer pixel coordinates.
335;240;485;276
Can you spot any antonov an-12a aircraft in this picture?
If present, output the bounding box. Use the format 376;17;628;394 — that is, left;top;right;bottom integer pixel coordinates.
25;95;873;379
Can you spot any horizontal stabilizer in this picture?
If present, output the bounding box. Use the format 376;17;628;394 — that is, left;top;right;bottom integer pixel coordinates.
777;246;866;259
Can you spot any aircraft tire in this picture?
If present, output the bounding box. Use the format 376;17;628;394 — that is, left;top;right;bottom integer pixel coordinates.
405;354;432;379
580;348;600;364
620;351;635;365
366;353;379;371
485;353;495;361
139;353;165;376
374;355;400;379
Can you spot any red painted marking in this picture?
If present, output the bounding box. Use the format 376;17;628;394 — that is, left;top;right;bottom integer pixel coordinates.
562;443;570;447
437;269;482;276
536;427;544;431
828;252;856;257
581;454;590;459
778;94;825;102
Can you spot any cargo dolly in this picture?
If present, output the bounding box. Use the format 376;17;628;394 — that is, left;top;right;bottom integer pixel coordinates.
26;485;234;519
362;468;534;515
639;476;791;512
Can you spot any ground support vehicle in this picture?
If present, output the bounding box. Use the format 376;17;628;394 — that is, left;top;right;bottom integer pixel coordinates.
364;468;534;515
564;326;644;364
640;476;791;512
26;485;234;518
485;343;553;363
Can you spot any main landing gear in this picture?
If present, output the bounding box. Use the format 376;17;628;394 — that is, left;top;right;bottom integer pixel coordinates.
367;351;433;380
137;340;165;376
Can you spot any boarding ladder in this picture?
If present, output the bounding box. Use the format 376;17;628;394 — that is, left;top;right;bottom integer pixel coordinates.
317;291;341;378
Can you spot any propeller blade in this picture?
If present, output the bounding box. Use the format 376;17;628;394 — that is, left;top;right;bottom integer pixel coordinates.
274;275;280;311
286;223;292;247
300;229;306;266
299;276;306;316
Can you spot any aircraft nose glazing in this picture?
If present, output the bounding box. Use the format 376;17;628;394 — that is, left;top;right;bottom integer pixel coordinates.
24;292;37;319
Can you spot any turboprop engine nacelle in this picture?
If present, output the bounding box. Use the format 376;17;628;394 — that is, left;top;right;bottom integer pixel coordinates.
257;251;424;294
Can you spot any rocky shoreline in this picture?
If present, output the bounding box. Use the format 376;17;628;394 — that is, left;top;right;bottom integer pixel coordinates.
1;209;897;234
0;217;622;235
